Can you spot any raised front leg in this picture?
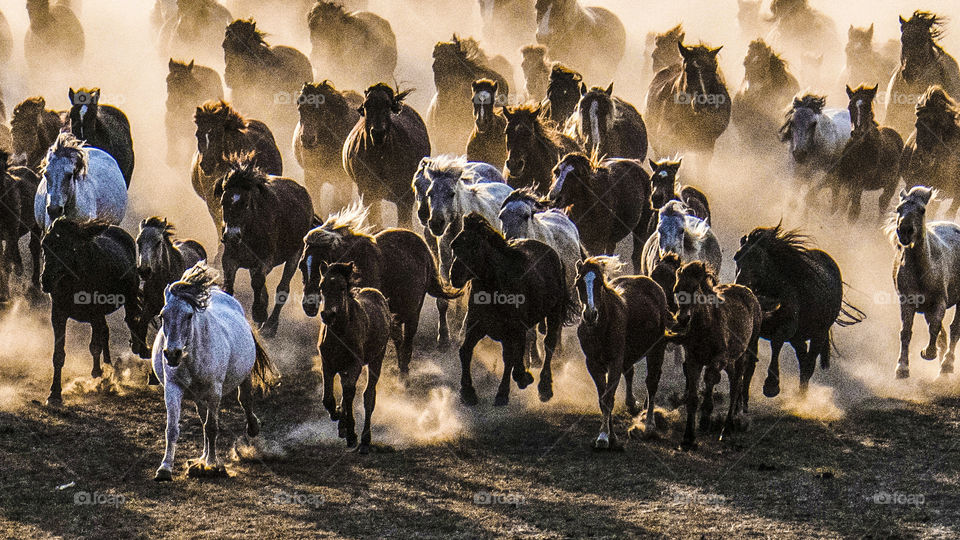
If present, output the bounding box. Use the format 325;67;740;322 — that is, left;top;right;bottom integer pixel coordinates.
763;340;785;398
921;300;947;362
896;301;916;378
262;254;300;337
47;306;68;405
155;383;184;481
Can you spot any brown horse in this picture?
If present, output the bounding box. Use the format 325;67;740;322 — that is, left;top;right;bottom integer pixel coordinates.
25;0;84;69
192;100;282;237
343;84;431;228
300;202;460;375
504;103;580;193
293;81;362;215
546;152;649;269
667;261;761;450
216;157;313;337
575;256;668;449
466;79;507;168
543;64;582;124
565;83;647;161
644;158;711;246
166;59;224;166
0;151;42;300
732;39;800;151
450;213;574;406
521;44;550;102
316;262;391;454
830;85;903;221
843;24;898;96
10;96;65;173
901;86;960;219
307;1;397;92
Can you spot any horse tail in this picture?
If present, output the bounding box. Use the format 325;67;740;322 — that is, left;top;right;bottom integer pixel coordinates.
250;330;280;393
560;268;580;327
426;254;463;300
835;299;866;327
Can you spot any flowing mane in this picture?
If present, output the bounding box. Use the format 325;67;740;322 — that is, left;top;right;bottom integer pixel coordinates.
141;216;175;239
168;262;220;310
221;155;269;191
41;132;89;178
195;99;246;131
304;200;374;249
505;103;566;145
739;225;833;285
582;255;625;282
423;154;468;181
308;1;353;30
434;34;492;72
462;212;511;252
502;186;548;210
223;18;268;54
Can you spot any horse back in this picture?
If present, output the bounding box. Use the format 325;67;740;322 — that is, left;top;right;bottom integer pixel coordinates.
270;45;314;85
514;238;569;321
242;120;283;175
373;228;435;314
611;275;669;351
356;287;391;362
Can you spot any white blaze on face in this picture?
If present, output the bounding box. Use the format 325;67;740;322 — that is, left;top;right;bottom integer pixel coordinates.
232;194;241;204
589;101;601;145
79;105;87;122
204;133;210;150
305;254;313;283
856;99;864;127
551;163;573;198
476;91;491;123
539;4;553;34
583;271;596;310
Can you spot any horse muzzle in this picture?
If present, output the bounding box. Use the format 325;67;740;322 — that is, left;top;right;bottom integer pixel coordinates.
428;218;447;237
506;158;525;176
47;205;64;219
222;226;242;244
582;308;599;326
163;348;184;366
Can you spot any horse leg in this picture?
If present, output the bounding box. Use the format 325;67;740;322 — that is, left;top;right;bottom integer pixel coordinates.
512;329;535;390
642;344;666;436
359;361;382;454
793;339;813;395
47;306;68;405
921;300;946;362
436;298;450;350
194;401;209;464
497;334;527;406
340;369;359;448
941;308;960;377
680;360;702;450
602;346;624;449
238;377;260;437
586;355;610;449
202;393;222;469
848;189;863;223
763;340;785;397
89;317;108;378
155;382;183;481
622;358;639;417
398;316;418;377
700;362;721;433
250;268;269;326
459;323;484;405
742;340;759;413
896;303;915;378
526;327;542;368
720;358;745;442
262;253;299;338
221;253;238;296
538;316;561;402
321;363;339;421
28;226;41;293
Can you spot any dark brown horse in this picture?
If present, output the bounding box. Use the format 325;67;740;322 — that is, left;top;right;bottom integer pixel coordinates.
450;213;574;406
307;1;397;92
428;35;511;153
884;11;960;137
844;24;898;96
10;96;65;173
521;44;550;102
466;79;507;168
0;151;42;300
68;87;135;186
646;157;711;242
343;84;431;228
667;261;761;450
829;85;903;221
901;86;960;218
300;202;461;375
293;81;362;215
166;59;224;166
504;103;580;193
575;256;668;448
543;64;582;124
192;100;282;236
316;262;391;454
646;43;731;177
732;39;800;151
216;157;313;337
546;152;649;269
565;83;647;161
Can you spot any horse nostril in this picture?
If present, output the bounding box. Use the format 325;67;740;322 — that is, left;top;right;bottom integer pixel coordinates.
47;205;63;218
163;348;182;365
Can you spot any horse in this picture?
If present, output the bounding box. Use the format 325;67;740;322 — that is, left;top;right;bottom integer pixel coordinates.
10;97;66;174
0;151;42;299
192;100;282;237
640;201;721;278
901;86;960;219
646;42;731;177
316;262;391;453
216;157;313;337
134;217;207;360
575;256;668;448
166;59;224;167
647;158;710;226
152;262;277;481
842;24;898;96
521;45;550;102
450;213;574;406
428;35;511;153
543;64;582;124
736;0;765;42
667;261;761;450
25;0;84;69
40;218;142;406
466;79;508;168
499;187;581;289
293;81;362;215
766;0;840;83
158;0;232;66
301;202;460;369
479;0;536;56
534;0;625;82
564;83;647;161
68;88;135;186
829;85;903;222
222;18;313;132
779;94;850;207
34;133;126;231
546;152;649;270
735;224;862;397
732;39;800;151
503;103;580;193
889;186;960;379
343;84;431;228
884;11;960;137
307;1;397;92
650;24;684;75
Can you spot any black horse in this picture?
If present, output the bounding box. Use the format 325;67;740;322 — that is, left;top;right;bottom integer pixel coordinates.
734;225;863;397
41;218;142;405
566;83;647;161
0;151;42;299
68;88;135;186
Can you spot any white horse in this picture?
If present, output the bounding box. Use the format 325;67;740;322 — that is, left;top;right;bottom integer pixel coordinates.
779;94;851;206
152;263;276;482
641;200;722;275
34;132;126;230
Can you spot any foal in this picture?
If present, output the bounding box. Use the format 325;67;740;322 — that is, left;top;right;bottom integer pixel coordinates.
317;262;391;453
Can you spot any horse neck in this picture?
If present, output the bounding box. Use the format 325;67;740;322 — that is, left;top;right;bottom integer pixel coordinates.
163;239;186;280
324;294;364;340
904;225;934;274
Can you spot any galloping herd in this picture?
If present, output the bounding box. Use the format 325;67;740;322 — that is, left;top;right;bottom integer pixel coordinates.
2;0;959;482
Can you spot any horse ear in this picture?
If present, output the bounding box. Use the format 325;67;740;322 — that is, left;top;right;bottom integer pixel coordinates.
319;261;328;274
187;60;195;71
899;188;909;201
648;159;657;170
579;83;587;96
492;81;499;94
899;15;907;27
677;42;690;59
845;85;854;99
90;89;100;103
68;88;75;102
867;23;874;40
710;46;722;57
168;58;176;71
502;107;513;120
605;82;614;96
867;85;879;98
356;104;365;116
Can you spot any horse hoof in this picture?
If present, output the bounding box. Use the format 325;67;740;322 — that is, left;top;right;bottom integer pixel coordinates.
921;348;937;361
895;366;910;379
460;387;479;406
762;379;780;398
680;439;698;451
358;443;370;455
345;436;358;449
940;364;954;376
493;394;509;407
538;387;553;403
154;468;173;482
515;371;534;389
593;437;610;450
91;367;103;378
46;394;63;406
147;371;161;386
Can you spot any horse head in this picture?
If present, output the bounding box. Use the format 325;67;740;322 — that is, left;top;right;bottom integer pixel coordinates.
673;260;718;330
216;154;266;245
296;81;342;147
359;83;408;145
472;78;500;131
899;11;943;83
914;85;960;152
846;84;879;133
68;87;101;142
40;217;109;294
10;97;46;159
167;59;200;103
137;217;175;279
781;94;826;163
575;256;623;326
548;151;591;207
846;24;874;58
546;64;582;121
450;212;504;288
194;99;243;174
318;261;358;326
41;132;87;220
577;84;615;151
425;165;462;237
653;24;684;73
162;262;219;366
649;158;682;209
503;103;548;178
894;186;935;248
498;188;545;240
678;42;725;113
